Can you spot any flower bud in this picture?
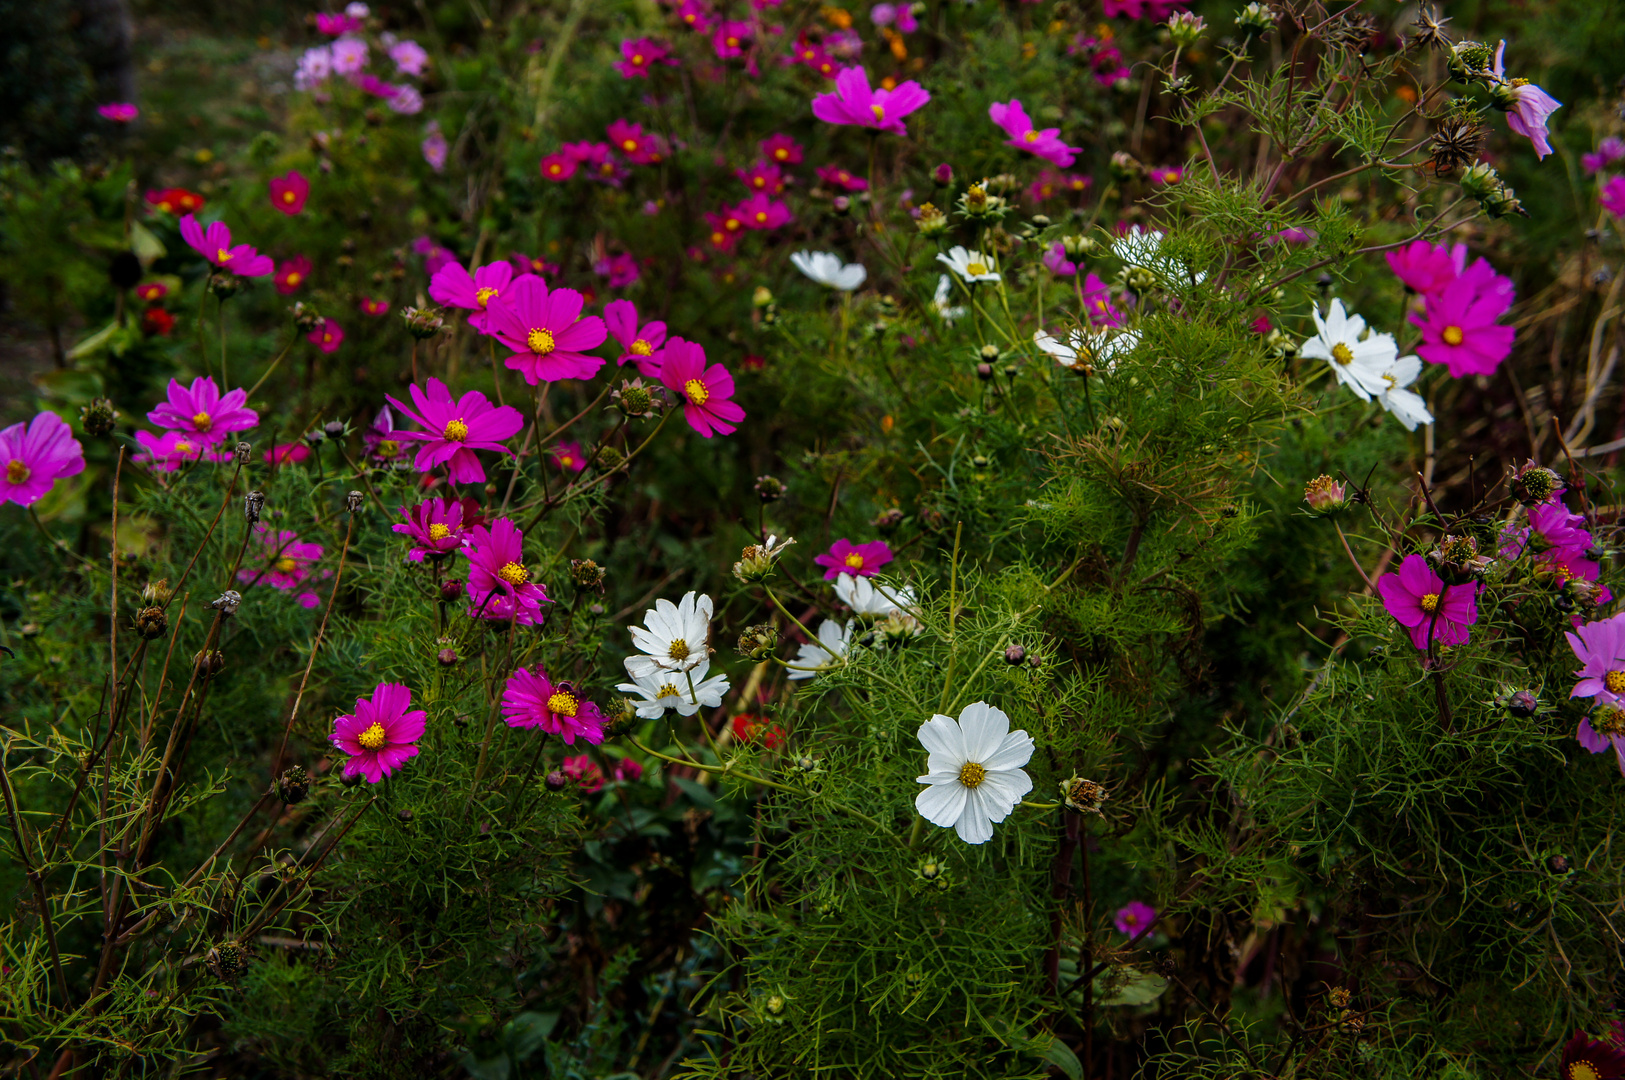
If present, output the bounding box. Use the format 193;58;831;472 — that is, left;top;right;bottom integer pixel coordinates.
303;428;326;447
871;508;904;531
1003;643;1026;665
1507;689;1538;718
932;162;953;186
570;558;607;591
440;578;463;603
1548;853;1570;874
277;765;310;805
1061;234;1099;259
832;195;851;215
752;286;774;307
135;606;168;641
1123;266;1158;293
976;362;994;381
1110;151;1142;182
142;578;171;604
207;272;241;300
1235;1;1274;37
324;420;346;438
755;475;786;503
594;445;626;472
733;535;795;583
738;622;779;659
601;700;638;738
1302;475;1347;516
193;649;226;679
401;305;445;339
1166;10;1205;46
544;770;568;792
79;398;119;437
244;491;266;523
346;490;364;513
1060;775;1108;814
915;202;949;236
437;646;458;667
206;942;249;981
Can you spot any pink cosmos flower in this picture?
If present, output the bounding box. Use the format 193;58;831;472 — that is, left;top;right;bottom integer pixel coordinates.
1043;243;1076;276
737;192;792;230
1577;704;1625;777
429;259;514;334
760;134;804;165
604;299;668;377
617;37;674;78
1080;272;1126;328
594;253;641;288
502;667;606;744
393;497;468;562
1503;501;1592;560
385;377;524;484
737;161;787;194
269;171;310;215
815;164;868;191
316;12;363;34
98;103;139;122
1375;554;1480;650
275;256;312;295
1113;900;1157;936
540;152;577;182
1027;169;1084;203
659;337;745;438
360;296;389;316
703;210;745;253
264;443;310;466
812;66;930;136
607;119;667;165
238;525;325;605
1410;273;1516;377
794;40;839;79
132;430;203;473
422;123;449;171
562;754;605;792
1386;240;1458;294
486;274;608;385
612;757;644;782
713;19;753;58
1491;41;1562;160
564;141;626;186
0;412;85;506
676;0;714;34
331;683;427;784
1102;0;1187;17
307;319;345;353
552;441;588;474
1602;176;1625;219
135;282;169;301
463;517;550;625
870;3;916;31
148;376;258;445
1567;613;1625;702
814;538;894;580
389;39;430;76
388;84;424;115
178;215;274;277
330;37;368;75
511;252;560;279
1583;136;1625;175
988;99;1078;167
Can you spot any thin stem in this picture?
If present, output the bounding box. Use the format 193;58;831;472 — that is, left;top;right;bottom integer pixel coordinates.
0;745;70;1005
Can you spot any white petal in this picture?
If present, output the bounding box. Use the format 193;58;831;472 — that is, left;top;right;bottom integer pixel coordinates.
981;728;1035;772
977;767;1034;818
957;701;1010;762
952;792;995;844
917;714;965;760
916;778;968;827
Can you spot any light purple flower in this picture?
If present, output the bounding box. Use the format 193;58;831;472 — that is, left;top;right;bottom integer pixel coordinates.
1491;40;1561;160
422;122;448;171
1567;613;1625;701
389;39;430;76
1583;136;1625;175
295;46;333;90
331;38;369;77
388;84;424;114
0;412;85;507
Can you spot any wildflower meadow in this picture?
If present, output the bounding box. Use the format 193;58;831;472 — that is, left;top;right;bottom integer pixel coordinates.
4;0;1625;1076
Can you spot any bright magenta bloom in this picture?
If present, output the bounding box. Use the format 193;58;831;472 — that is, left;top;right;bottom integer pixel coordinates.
486;274;608;385
604;299;668;377
616;37;673;78
812;66;930;136
738;193;792;230
307;319;344;353
659;338;744;438
1584;137;1625;174
0;412;85;507
594;253;640;288
737;161;787;194
1080;273;1125;328
385;377;524;484
607;119;667;165
275;256;312;295
1149;166;1183;185
135;282;168;301
1042;243;1075;276
501;666;606;744
1375;554;1479;650
132;430;203;473
704;210;745;253
1113;901;1157;936
676;0;714;33
429;259;514;333
1385;240;1457;294
540;152;578;182
988;99;1077;167
463;517;550;625
264;443;310;465
148;376;259;445
760;133;803;164
178;215;274;277
393;497;467;562
1410;273;1516;377
565;141;625;186
552;441;588;474
1603;176;1625;219
712;19;752;58
511;252;560;278
562;754;605;792
814;538;894;580
268;171;309;215
315;11;363;34
238;525;324;607
360;296;389;316
98;103;139;122
815;164;868;191
331;683;427;784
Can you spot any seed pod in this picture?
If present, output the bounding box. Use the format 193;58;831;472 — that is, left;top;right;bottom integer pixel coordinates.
206;941;250;981
80;398;120;437
277;766;310;805
244;491;266;523
193;650;226;679
135;606;168;640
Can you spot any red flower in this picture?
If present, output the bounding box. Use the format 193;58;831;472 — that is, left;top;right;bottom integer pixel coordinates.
144;187;205;215
141;306;175;336
134;282;168;301
1559;1030;1625;1080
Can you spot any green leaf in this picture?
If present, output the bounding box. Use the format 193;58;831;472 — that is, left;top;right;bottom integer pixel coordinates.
130;220;166;266
1096;967;1170;1007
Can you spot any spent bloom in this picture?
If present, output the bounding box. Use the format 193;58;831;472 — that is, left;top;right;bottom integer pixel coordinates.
238;525;325;607
812;66;930;136
178;215;274;277
659;338;745;439
626;591;715;680
463;517;550;625
1489;40;1562;160
787;619;854;680
384;377;524;484
429;259;515;334
0;412;85;507
814;538;894;580
502;667;606;745
393;497;467;562
1376;554;1480;650
791;250;867;291
603;299;667;378
268;171;309;215
988;99;1078;167
486;274;608;384
331;683;427;784
914;702;1035;845
148;376;259;445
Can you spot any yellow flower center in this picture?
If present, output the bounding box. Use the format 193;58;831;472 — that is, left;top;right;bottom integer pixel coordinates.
1606;671;1625;694
6;460;30;484
958;761;987;788
192;411;213;431
175;441;193;454
1595;707;1625;737
774;148;789;160
844;553;865;569
358;720;387;750
1330;343;1353;365
725;218;741;231
283;190;296;203
755;211;768;223
475;287;498;308
547;690;579;717
559;455;576;468
966;262;988;276
217;248;233;262
631;339;653;356
726;35;739;46
377;440;400;458
1570;1064;1602;1080
870;103;885;122
684;379;710;406
1023;130;1039;143
1419;592;1440;613
633;53;644;64
668;638;691;661
497;561;529;585
323;332;333;343
286;272;302;286
1442;326;1464;346
428;523;451;541
753;177;766;188
622;138;638;151
656;682;680;699
527;327;556;354
443;419;470;441
275;557;299;573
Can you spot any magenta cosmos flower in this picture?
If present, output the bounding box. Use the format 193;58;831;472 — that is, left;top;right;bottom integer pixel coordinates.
552;440;588;473
331;682;427;784
562;754;605;792
275;256;312;296
501;666;606;744
815;164;867;191
132;430;203;474
812;66;930;136
1043;243;1076;276
540;151;578;182
1386;240;1458;294
177;215;273;277
429;259;514;334
238;525;324;608
98;103;139;122
604;299;667;377
616;37;673;78
988;99;1078;168
1584;136;1625;174
1602;177;1625;219
393;496;467;562
0;412;85;507
1113;901;1157;936
814;538;894;581
760;133;803;165
1491;41;1562;160
659;338;745;438
385;377;524;484
486;274;608;385
268;171;310;215
1080;272;1126;328
1410;273;1516;377
1375;554;1480;650
737;192;791;230
148;376;259;445
607;119;667;165
463;517;550;625
307;318;344;353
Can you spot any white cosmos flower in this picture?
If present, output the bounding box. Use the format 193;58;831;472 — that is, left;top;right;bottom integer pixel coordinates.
1375;354;1433;431
787;619;853;680
625;591;713;680
1111;225;1205;287
937;245;1002;284
791;250;867;291
932;275;966;321
1034;327;1141;373
833;572;916;618
914;701;1035;845
617;658;731;718
1299;300;1399;402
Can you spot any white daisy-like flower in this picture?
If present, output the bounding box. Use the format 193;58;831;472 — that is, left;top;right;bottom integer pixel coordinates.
1110;225;1205;286
833;572;917;618
1034;327;1141;373
791;250;867;291
625;591;713;680
617;658;731;719
914;701;1035;845
931;275;966;321
1375;354;1433;431
787;619;854;680
937;245;1002;284
1299;300;1399;402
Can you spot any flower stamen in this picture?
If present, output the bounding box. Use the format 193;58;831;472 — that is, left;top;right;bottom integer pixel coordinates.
443;419;470;441
192;411;213;432
1420;592;1441;613
358;721;387;750
6;460;30;485
497;562;529;585
684;379;710;406
475;287;499;308
428;523;452;541
527;328;557;355
1442;326;1465;346
668;638;691;661
958;761;987;789
547;690;580;717
1330;343;1354;365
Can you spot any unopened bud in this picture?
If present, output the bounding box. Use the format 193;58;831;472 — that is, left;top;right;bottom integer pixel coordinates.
544;770;568;792
932;162;953;186
1004;643;1026;665
80;398;120;437
303;428;326;446
871;508;904;531
1548;853;1570;874
1507;689;1538;718
1166;10;1206;46
277;766;310;805
440;578;463;603
323;420;346;438
401;305;445;339
752;286;774;307
289;301;323;331
976;362;994;381
207;272;241;300
437;646;458;667
755;475;786;503
193;649;226;678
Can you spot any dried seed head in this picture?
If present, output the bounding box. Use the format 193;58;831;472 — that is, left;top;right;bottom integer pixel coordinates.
206;941;249;981
346;490;364;513
211;590;242;616
135;606;168;640
755;475;786;503
277;766;310;805
1060;775;1109;814
80;398;120;437
570;559;607;591
193;649;226;678
244;491;266;523
1408;5;1452;51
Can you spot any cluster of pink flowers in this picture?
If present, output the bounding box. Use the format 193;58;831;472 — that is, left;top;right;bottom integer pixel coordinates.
1028;169;1091;204
1386;240;1516;378
541;120;669;185
1583;136;1625;175
1501;497;1607;597
617;37;677;79
1068;34;1132;87
295;8;427;114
